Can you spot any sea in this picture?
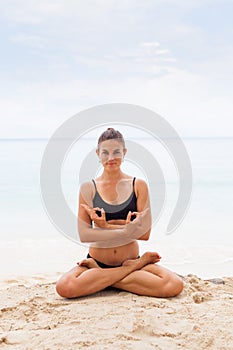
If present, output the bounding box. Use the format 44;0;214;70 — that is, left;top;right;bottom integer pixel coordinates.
1;137;233;280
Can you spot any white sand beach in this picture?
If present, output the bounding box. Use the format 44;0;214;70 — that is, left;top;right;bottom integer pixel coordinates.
1;0;233;348
0;274;232;350
1;137;233;349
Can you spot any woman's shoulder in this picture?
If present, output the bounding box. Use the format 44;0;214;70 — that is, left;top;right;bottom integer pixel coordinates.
80;180;95;191
79;180;96;198
134;178;149;194
79;181;96;206
134;177;148;186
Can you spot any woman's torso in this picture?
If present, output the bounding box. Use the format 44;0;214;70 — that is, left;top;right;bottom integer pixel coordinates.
89;176;139;265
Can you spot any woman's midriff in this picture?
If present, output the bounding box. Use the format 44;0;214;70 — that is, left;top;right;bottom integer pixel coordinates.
88;240;139;266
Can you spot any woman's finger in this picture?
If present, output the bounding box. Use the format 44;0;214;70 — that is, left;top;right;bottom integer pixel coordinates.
93;207;102;218
126;211;131;224
100;208;106;220
131;211;140;218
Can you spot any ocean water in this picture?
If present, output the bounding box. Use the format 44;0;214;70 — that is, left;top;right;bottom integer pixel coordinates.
0;137;233;278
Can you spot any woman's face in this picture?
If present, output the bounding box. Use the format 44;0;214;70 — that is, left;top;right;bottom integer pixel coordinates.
97;139;126;168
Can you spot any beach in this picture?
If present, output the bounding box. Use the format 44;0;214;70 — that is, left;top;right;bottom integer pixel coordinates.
1;137;233;349
0;238;233;350
0;273;232;350
1;236;233;349
1;0;233;347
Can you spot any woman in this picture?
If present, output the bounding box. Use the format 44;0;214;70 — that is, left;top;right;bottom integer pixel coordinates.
56;128;183;298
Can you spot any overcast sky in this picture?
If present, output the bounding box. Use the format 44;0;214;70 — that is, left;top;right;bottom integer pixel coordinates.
0;0;232;138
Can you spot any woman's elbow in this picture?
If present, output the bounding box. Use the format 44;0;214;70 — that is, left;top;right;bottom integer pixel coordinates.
139;236;150;241
138;231;151;240
79;236;85;243
78;231;88;243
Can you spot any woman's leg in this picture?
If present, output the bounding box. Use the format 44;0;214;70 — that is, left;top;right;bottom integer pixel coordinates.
112;262;184;297
56;252;160;298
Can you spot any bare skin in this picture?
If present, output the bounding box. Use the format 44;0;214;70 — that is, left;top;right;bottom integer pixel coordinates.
56;138;184;298
56;252;183;298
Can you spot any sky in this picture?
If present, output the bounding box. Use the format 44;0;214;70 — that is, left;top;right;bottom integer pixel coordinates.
0;0;232;138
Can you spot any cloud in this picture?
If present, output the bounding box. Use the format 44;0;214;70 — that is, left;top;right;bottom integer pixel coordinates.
140;42;160;48
0;0;232;138
78;42;176;76
10;33;46;49
0;0;64;24
1;62;232;138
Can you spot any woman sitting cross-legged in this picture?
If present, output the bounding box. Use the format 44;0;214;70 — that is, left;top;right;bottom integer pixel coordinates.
56;128;183;298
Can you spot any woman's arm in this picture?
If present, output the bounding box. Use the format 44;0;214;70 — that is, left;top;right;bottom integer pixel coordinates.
81;204;137;229
77;182;150;247
134;178;152;240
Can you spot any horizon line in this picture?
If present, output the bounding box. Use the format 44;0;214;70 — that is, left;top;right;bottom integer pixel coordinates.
0;136;233;141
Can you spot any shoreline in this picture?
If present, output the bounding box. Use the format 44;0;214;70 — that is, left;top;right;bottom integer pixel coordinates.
1;238;233;283
1;261;233;290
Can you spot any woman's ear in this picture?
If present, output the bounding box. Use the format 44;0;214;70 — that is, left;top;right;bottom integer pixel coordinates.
123;148;127;156
96;148;102;163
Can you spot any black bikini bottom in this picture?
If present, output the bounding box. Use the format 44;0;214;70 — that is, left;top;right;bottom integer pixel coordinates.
86;253;122;268
86;253;140;269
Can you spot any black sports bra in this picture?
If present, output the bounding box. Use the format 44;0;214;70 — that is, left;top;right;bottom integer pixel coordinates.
92;177;137;221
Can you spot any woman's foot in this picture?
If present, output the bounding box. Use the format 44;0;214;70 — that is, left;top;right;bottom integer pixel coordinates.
122;251;161;268
78;258;101;269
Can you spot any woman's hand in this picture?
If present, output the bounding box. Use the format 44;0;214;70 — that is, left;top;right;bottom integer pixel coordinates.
81;204;108;228
107;211;139;226
125;211;140;224
124;208;151;238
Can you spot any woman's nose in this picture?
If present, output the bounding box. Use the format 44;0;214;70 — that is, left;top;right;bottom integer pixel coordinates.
108;153;115;160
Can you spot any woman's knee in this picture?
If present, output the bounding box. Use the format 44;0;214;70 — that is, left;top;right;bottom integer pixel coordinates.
163;274;184;297
56;266;88;298
56;276;77;298
175;276;184;295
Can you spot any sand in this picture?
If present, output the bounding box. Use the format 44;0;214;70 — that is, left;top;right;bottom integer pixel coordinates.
0;275;232;350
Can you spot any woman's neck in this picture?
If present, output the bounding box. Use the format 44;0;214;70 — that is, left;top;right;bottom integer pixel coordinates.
100;169;125;182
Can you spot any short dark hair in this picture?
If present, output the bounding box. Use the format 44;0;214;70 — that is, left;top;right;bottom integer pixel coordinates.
97;128;125;149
